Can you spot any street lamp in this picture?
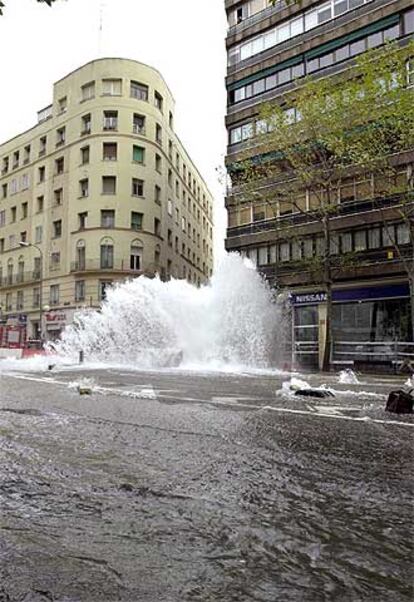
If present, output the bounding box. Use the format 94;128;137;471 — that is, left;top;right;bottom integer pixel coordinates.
19;241;44;343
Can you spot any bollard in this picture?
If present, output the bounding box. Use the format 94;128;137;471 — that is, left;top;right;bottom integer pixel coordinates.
79;350;84;364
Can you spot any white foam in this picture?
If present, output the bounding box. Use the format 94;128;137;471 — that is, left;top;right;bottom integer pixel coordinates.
53;253;281;371
338;369;360;385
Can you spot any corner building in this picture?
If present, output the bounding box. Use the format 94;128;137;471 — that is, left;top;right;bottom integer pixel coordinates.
225;0;414;369
0;58;214;342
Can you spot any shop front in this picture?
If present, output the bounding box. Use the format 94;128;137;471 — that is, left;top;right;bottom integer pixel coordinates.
291;283;412;369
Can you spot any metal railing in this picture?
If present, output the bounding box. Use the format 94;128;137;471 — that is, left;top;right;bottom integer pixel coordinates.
332;341;414;365
70;259;143;273
0;271;41;288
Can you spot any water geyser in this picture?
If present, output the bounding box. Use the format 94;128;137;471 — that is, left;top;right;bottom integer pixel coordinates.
56;253;279;370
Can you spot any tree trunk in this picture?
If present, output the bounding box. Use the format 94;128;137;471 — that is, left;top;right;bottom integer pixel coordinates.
321;215;333;371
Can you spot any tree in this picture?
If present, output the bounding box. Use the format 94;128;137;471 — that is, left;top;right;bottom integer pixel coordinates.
230;42;414;369
0;0;56;16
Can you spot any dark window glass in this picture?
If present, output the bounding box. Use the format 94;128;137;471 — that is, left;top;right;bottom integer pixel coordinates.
334;0;348;16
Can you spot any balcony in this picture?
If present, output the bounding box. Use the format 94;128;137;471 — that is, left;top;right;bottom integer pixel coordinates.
70;259;143;274
0;270;41;288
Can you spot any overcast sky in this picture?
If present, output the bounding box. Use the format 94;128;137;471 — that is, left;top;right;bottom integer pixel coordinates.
0;0;228;256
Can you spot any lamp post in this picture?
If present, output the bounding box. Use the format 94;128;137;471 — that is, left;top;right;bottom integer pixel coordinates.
19;241;44;343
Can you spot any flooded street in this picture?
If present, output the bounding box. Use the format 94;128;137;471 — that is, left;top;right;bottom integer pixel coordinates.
0;367;413;601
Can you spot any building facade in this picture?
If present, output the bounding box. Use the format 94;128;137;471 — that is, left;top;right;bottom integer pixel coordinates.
225;0;414;368
0;58;214;343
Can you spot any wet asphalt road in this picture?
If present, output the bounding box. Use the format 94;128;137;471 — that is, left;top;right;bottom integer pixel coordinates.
0;366;413;602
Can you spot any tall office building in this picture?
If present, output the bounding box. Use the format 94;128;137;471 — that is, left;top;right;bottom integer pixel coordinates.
0;58;214;343
225;0;414;367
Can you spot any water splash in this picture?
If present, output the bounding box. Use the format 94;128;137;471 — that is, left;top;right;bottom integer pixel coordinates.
55;254;279;370
338;369;360;385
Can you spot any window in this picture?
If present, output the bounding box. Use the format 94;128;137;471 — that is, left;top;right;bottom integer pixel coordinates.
368;227;381;249
182;216;186;232
155;153;162;173
167;199;173;216
154;91;163;111
99;280;113;300
23;145;31;165
155;123;162;145
76;241;86;270
50;252;61;270
35;225;43;244
131;80;149;101
33;256;41;279
58;96;67;113
2;183;7;199
55;157;64;174
167;229;172;246
354;230;366;251
12;151;19;169
154;218;161;236
39;136;47;156
21;174;29;190
103;142;117;161
2;156;9;175
53;220;62;238
341;232;352;253
103;110;118;130
6;292;12;311
131;211;143;231
11;207;17;222
78;211;88;230
168;140;173;158
132;178;144;197
100;242;114;269
81;81;95;101
0;212;5;229
16;290;24;311
56;127;66;146
404;8;414;34
37;196;44;213
350;38;366;57
21;202;28;219
155;185;161;204
50;284;60;305
101;210;115;228
79;179;89;198
81;113;91;135
133;113;146;134
396;223;410;245
133;145;145;163
54;188;63;205
75;280;85;302
81;146;90;164
33;287;40;308
102;176;116;195
102;78;122;96
130;242;142;271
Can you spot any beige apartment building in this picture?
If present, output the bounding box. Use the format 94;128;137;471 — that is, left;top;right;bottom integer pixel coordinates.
0;58;214;343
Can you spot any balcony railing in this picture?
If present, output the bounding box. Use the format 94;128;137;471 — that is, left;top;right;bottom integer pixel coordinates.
0;271;41;288
70;259;143;273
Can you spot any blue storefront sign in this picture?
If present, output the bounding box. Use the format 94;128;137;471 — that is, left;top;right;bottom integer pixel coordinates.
290;283;410;305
